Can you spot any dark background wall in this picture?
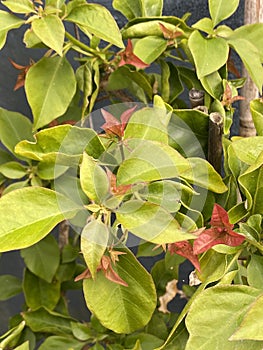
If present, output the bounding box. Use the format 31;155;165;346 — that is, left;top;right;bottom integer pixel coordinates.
0;0;245;334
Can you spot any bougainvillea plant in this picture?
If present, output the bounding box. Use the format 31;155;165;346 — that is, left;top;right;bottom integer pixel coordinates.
0;0;262;349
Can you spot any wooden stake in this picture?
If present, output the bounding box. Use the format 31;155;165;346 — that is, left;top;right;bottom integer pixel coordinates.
189;88;205;108
208;112;223;174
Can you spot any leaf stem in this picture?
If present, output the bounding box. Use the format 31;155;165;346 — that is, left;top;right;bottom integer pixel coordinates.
65;32;104;59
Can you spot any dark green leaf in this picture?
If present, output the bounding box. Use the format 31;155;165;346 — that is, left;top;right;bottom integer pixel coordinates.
38;336;84;350
0;275;22;300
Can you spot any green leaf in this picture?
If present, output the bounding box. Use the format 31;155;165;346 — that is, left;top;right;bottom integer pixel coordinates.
80;152;109;203
71;322;93;341
81;220;109;278
32;15;65;56
2;0;36;14
192;17;214;34
133;36;167;64
250;99;263;136
0;10;24;49
247;255;263;289
0;275;22;300
14;342;29;350
83;247;156;333
125;333;163;349
0;187;82;252
230;293;263;341
124;107;168;143
188;30;229;78
0;108;33;154
66;4;123;48
21;235;60;283
180;157;227;193
200;71;223;99
239;152;263;214
22;308;73;335
113;0;163;19
116;200;196;244
185;285;263;350
0;162;27;179
227;23;263;62
209;0;239;27
23;269;60;310
25;56;76;130
38;336;84;350
228;38;263;93
117;139;190;185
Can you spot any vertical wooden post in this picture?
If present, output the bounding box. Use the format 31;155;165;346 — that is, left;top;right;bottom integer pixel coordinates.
208;112;223;174
189;88;205;108
240;0;263;136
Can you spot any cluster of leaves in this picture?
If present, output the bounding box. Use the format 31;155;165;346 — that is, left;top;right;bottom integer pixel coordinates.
0;0;262;349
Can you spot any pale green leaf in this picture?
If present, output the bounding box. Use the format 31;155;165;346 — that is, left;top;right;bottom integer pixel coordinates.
230;293;263;341
113;0;163;19
228;38;263;93
116;200;196;244
188;30;229;78
250;99;263;136
66;4;123;48
81;220;109;278
25;56;76;130
209;0;239;27
83;247;156;333
2;0;36;14
32;15;65;56
0;187;82;252
0;161;27;179
21;235;60;283
0;108;33;154
0;11;24;49
124;107;168;143
14;342;29;350
23;269;60;310
247;255;263;289
0;275;22;300
80;152;109;203
117;139;190;185
38;336;84;350
192;17;214;34
185;285;263;350
133;36;167;64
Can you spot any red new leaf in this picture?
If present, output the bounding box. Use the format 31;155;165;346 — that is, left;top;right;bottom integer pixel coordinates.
193;204;245;254
101;106;136;138
9;58;34;91
106;169;132;196
118;39;150;69
168;240;201;272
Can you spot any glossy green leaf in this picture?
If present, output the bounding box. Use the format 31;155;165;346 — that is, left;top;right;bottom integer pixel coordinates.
2;0;35;13
124;107;168;143
83;247;156;333
230;293;263;341
247;255;263;289
192;17;214;34
228;38;263;93
228;23;263;62
0;187;82;252
239;152;263;214
25;57;76;130
181;157;227;193
22;308;73;334
15;125;105;163
0;10;24;49
81;220;109;278
133;36;167;64
23;269;60;310
0;275;22;300
38;336;84;350
106;66;152;101
113;0;163;19
0;108;33;154
116;200;196;244
80;152;109;203
250;99;263;136
14;342;29;350
0;162;27;179
188;31;229;78
185;285;263;350
32;15;64;56
209;0;239;26
117;139;190;185
66;4;123;48
21;235;60;283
